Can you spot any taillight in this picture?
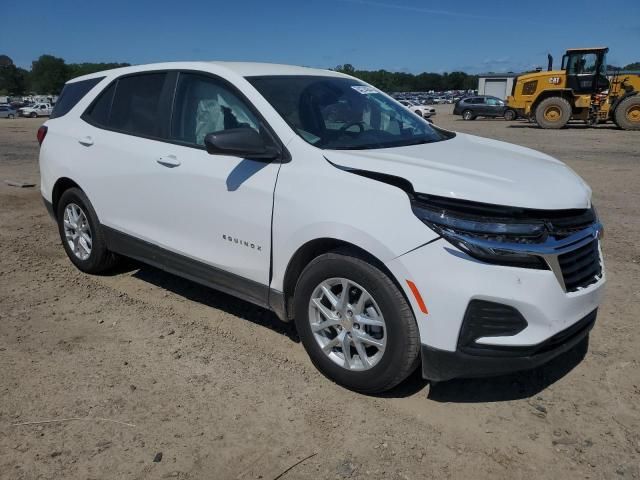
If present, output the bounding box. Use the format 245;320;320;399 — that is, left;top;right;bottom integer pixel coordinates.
37;125;48;146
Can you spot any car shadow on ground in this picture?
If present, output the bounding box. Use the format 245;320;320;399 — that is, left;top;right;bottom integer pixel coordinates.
116;259;299;342
379;338;589;402
109;259;589;403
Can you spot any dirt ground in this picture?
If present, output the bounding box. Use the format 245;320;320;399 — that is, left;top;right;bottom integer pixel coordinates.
1;108;639;480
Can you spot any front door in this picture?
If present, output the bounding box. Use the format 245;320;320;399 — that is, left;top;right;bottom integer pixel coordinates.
150;72;280;289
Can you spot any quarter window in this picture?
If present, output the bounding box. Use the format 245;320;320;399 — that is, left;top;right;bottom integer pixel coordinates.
84;82;116;126
51;77;103;119
171;73;260;146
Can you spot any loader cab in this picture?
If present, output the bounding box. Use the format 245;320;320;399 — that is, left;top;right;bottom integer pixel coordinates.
561;47;610;94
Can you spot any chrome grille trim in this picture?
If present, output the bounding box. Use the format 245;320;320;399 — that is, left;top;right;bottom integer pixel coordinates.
446;222;603;292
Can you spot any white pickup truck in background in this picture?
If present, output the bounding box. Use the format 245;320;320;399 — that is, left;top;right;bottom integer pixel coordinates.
19;103;53;118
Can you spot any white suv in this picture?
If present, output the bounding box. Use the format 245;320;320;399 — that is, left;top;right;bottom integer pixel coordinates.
39;62;605;393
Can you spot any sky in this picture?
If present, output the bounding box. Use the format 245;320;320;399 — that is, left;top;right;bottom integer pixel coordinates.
2;0;639;74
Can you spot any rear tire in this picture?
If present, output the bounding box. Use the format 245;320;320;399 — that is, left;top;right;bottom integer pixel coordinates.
462;110;475;120
56;188;119;274
535;96;572;129
30;112;37;118
8;114;15;119
503;109;517;121
414;110;423;117
614;96;640;130
294;249;420;393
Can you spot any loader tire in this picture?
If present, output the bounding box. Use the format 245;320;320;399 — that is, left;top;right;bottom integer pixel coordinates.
535;97;572;129
614;96;640;130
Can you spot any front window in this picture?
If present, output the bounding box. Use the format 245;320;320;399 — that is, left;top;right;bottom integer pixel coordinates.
171;73;260;146
567;53;598;74
248;76;451;150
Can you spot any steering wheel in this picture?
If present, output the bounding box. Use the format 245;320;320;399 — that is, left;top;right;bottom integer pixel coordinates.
339;121;365;133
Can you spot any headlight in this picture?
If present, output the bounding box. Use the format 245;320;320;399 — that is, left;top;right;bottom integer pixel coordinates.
411;198;549;268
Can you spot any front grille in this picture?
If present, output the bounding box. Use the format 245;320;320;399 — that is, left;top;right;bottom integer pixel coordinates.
522;80;538;95
558;239;602;291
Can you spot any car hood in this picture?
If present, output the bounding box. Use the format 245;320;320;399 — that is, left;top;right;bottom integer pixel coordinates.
324;133;591;210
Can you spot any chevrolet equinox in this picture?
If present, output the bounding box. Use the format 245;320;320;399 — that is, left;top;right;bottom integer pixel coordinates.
39;62;605;393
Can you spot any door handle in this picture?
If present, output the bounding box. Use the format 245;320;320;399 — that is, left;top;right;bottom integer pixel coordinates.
157;155;181;168
78;136;94;146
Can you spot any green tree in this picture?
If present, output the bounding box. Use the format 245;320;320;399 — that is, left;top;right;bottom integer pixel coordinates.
0;64;30;95
624;62;640;70
0;54;13;67
335;63;355;75
30;54;68;94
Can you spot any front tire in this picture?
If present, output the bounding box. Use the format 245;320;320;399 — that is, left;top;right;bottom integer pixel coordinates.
294;249;420;393
414;110;423;117
8;114;15;119
503;109;517;121
535;96;572;129
614;96;640;130
462;109;475;120
56;188;118;274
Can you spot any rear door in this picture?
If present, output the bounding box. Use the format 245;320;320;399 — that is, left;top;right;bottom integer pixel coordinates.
471;97;486;115
78;71;178;242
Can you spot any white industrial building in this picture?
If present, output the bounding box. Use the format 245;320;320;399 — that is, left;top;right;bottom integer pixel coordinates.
477;73;518;99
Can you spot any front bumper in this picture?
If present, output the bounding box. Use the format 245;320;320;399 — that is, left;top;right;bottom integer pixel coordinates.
385;236;605;379
421;309;596;381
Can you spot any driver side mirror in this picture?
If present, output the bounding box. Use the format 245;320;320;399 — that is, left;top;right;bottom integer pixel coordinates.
204;128;280;161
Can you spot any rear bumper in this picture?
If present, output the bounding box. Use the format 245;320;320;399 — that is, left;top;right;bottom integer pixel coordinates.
421;309;596;381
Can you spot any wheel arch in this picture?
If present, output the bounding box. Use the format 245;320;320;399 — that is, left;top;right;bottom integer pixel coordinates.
611;90;639;115
279;237;411;322
51;177;83;219
531;89;575;114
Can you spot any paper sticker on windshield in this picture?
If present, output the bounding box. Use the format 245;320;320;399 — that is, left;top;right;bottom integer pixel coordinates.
351;85;378;95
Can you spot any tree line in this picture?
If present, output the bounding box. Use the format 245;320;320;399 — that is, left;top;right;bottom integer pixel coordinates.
334;64;478;92
0;54;129;96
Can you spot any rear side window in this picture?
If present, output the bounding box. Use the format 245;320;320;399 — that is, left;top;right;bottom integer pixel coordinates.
51;77;103;119
83;72;170;138
110;73;168;137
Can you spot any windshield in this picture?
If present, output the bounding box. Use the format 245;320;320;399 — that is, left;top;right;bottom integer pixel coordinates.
247;76;451;150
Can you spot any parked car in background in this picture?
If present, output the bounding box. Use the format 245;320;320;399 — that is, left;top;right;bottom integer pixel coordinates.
0;105;17;119
19;102;53;118
453;96;518;121
398;100;436;118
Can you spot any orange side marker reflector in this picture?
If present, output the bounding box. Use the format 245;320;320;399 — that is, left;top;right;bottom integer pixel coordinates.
406;280;428;314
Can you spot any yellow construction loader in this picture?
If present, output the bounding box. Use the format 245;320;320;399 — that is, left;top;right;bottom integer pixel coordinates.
507;47;640;129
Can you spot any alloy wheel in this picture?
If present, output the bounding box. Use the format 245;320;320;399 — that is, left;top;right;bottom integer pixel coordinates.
308;277;386;371
63;203;92;260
